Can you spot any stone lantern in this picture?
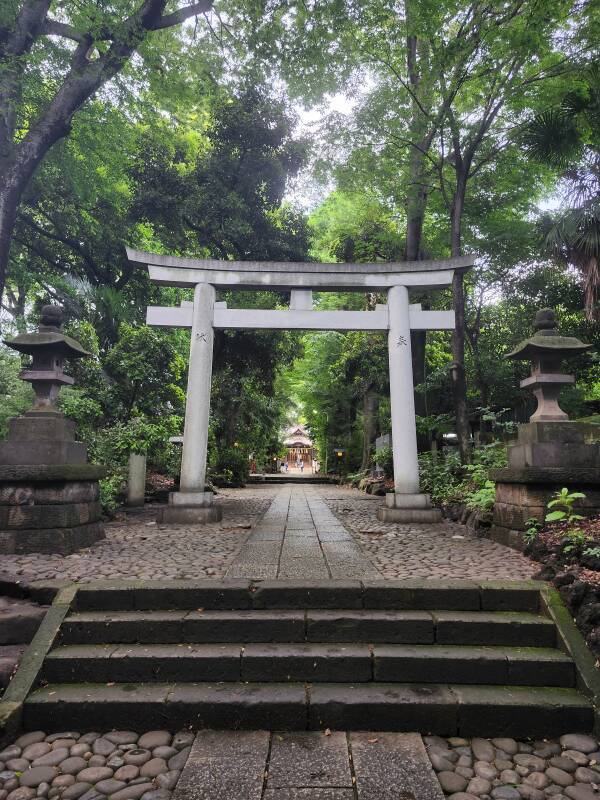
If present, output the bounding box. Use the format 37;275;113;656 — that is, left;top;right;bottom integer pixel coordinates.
0;306;107;554
488;308;599;550
505;308;592;423
1;305;91;464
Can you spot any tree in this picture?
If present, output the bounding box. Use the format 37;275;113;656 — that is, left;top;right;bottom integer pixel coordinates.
270;0;580;461
522;65;600;320
0;0;215;317
130;85;310;462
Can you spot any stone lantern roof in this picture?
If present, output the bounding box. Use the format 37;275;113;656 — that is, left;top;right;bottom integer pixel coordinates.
505;309;592;361
5;305;90;359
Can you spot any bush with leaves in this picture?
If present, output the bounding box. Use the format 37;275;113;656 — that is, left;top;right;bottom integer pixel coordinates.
211;446;250;487
418;443;507;509
0;349;33;437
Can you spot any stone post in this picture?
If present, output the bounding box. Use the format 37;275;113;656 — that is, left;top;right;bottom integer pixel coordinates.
159;282;222;523
377;285;441;522
127;453;146;507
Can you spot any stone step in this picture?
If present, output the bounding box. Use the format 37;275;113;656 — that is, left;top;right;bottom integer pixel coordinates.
73;579;541;612
43;642;575;686
23;681;593;737
0;596;47;645
60;609;556;647
0;644;25;691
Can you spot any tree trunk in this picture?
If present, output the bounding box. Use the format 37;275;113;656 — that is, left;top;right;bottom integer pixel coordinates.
0;191;18;318
0;157;31;328
361;387;378;471
450;171;471;463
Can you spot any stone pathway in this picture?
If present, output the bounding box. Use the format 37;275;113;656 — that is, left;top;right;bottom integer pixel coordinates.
173;730;444;800
320;486;536;581
0;483;535;583
0;487;277;583
226;485;379;580
2;730;599;800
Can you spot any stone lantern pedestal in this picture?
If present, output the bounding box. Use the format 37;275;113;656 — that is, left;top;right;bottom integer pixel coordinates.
0;306;107;555
489;310;599;550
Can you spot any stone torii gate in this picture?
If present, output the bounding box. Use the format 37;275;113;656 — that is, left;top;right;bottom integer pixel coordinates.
128;248;474;524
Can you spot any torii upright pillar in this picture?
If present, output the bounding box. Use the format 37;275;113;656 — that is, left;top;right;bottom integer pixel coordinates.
158;282;222;523
377;285;442;522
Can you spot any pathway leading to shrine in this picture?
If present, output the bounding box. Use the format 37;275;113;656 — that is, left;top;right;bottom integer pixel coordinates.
226;485;380;580
0;483;536;583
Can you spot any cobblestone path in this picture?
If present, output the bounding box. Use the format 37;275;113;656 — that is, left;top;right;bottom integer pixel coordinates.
0;483;535;583
320;485;536;581
0;486;277;582
226;484;380;579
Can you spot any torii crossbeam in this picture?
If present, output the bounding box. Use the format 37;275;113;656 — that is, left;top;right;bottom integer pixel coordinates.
129;248;474;523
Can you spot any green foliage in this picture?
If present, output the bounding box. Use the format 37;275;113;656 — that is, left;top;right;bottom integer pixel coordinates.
99;470;127;514
545;487;586;525
465;481;496;512
211;446;250;487
545;487;589;553
0;349;33;438
418;444;507;509
524;517;543;544
373;445;393;478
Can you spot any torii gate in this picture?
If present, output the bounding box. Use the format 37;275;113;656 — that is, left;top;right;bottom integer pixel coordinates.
128;248;474;523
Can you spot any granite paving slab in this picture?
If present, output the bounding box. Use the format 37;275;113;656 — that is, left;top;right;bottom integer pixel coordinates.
267;731;352;788
350;732;445;800
226;485;379;580
171;730;269;800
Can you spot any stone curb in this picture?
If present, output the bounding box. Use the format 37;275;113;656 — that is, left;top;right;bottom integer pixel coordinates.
0;585;76;747
540;584;600;735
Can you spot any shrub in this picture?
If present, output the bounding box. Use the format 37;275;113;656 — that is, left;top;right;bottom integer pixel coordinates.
211;446;249;486
372;445;393;477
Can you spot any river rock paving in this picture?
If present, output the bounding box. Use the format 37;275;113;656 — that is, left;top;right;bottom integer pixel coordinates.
426;733;600;800
0;487;276;583
0;729;194;800
1;482;534;582
319;485;536;580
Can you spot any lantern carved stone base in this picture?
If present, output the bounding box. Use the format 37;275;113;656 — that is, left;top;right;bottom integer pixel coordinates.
0;465;107;555
487;309;598;551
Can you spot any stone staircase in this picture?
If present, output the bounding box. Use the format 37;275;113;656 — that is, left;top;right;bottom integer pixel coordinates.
16;580;597;737
247;474;333;484
0;595;47;695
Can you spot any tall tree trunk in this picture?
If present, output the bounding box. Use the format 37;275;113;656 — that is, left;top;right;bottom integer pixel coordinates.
361;386;378;471
450;170;471;463
0;157;35;324
0;191;18;311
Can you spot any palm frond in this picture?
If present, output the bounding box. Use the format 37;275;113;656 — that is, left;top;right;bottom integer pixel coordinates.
521;110;582;169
